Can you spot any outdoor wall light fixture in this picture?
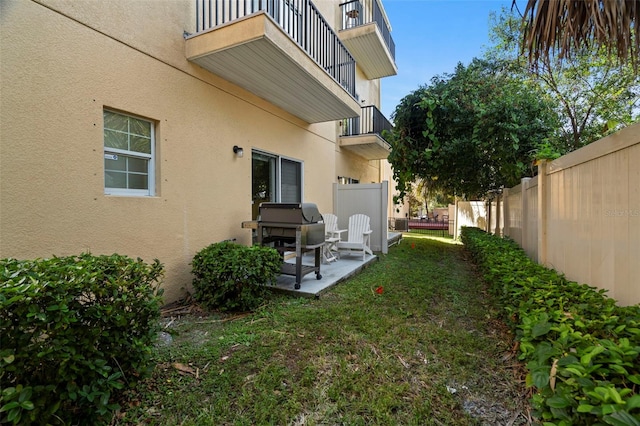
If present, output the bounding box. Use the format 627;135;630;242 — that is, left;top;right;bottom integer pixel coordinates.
233;145;244;158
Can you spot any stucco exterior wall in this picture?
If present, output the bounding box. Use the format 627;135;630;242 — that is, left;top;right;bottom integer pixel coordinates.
1;0;392;303
334;150;380;184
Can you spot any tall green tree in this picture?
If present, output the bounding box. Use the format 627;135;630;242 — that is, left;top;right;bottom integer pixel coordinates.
489;9;640;153
388;58;559;201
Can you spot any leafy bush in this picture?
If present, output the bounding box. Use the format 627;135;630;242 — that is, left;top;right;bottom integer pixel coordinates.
461;227;640;425
0;254;164;425
191;241;281;311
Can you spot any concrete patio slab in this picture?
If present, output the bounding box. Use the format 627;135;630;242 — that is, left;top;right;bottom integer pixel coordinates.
271;252;377;297
270;232;402;298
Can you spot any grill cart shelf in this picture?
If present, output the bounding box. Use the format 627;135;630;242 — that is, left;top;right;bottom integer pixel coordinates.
275;239;324;289
252;203;326;290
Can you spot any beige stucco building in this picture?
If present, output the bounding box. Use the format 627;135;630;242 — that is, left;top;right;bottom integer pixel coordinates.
0;0;404;302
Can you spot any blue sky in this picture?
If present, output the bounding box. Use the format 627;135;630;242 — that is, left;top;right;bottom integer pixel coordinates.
380;0;516;119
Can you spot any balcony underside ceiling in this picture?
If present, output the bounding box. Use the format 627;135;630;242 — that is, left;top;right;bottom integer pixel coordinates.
186;13;360;123
340;134;390;160
339;23;397;80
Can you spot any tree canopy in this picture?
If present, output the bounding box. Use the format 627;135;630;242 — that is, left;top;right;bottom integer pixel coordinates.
388;4;640;204
387;58;559;201
489;9;640;153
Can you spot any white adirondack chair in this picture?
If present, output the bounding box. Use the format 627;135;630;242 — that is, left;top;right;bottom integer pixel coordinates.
321;213;346;263
322;213;347;240
337;214;373;261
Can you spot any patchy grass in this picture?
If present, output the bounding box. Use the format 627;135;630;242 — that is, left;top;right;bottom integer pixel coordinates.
115;234;531;425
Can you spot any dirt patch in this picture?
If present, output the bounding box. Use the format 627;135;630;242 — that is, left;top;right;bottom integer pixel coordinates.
160;296;210;319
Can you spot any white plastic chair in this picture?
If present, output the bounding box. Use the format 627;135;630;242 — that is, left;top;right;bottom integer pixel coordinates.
336;214;373;261
322;213;347;240
321;213;346;263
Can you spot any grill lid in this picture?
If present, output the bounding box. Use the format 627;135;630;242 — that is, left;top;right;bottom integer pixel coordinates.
259;202;323;224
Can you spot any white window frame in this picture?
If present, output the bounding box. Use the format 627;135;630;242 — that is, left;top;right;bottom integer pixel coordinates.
252;149;304;204
103;109;155;197
279;156;304;203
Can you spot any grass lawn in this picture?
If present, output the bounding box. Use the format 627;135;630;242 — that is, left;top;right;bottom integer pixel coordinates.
116;234;531;425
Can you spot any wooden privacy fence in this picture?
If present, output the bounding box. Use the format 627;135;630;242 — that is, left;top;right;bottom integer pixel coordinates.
492;124;640;306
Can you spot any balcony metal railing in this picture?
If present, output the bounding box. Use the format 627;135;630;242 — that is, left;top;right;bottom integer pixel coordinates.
339;0;395;61
341;105;392;140
195;0;356;98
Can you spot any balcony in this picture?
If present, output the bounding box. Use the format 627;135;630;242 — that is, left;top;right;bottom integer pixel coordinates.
338;0;397;80
339;105;392;159
186;0;360;123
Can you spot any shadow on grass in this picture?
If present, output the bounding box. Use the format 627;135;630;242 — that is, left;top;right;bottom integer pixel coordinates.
117;235;531;426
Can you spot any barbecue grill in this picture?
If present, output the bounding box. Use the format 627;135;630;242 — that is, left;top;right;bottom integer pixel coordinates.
250;203;325;289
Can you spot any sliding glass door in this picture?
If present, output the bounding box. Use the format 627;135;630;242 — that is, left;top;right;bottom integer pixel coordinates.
251;151;302;219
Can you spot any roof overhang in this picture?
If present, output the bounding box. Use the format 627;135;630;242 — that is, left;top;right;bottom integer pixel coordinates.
186;13;360;123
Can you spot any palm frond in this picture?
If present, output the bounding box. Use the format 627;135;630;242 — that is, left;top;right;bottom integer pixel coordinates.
520;0;639;70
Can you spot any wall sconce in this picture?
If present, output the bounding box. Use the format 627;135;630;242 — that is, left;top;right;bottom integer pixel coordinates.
233;145;244;158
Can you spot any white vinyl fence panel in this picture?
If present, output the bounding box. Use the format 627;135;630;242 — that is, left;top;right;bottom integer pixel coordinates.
334;182;388;253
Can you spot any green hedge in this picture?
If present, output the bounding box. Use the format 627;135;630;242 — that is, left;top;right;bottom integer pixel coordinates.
0;254;164;425
461;227;640;426
191;241;282;312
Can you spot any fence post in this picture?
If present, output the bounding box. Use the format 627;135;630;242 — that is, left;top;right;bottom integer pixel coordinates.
537;160;548;265
495;194;502;236
381;181;388;254
454;199;459;239
486;200;491;233
503;188;510;238
521;177;531;256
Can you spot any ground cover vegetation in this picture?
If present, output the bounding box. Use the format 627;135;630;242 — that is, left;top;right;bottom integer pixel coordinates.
116;234;531;425
461;227;640;425
0;254;164;425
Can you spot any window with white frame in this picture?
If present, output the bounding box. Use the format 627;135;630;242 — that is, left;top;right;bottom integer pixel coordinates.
103;110;155;196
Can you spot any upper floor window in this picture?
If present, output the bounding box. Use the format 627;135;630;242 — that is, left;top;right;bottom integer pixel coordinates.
103;110;155;196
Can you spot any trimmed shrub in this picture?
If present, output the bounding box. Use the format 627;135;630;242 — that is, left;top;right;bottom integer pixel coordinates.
191;241;281;311
0;254;164;425
461;227;640;425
